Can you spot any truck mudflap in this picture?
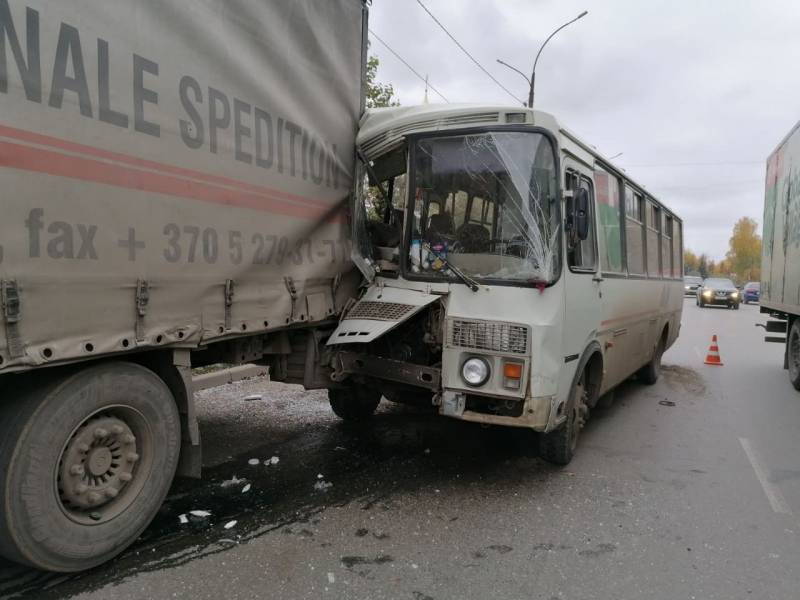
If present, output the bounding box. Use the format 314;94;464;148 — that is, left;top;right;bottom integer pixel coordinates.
327;285;442;345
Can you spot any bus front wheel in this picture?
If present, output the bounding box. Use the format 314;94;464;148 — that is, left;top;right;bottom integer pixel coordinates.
539;369;588;465
328;384;382;421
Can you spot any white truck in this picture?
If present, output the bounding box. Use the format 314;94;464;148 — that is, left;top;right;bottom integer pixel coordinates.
760;120;800;388
0;0;366;572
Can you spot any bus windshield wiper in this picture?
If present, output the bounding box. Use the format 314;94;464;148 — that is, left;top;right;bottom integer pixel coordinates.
421;242;480;292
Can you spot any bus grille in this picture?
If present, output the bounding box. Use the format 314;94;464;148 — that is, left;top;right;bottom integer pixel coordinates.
345;301;416;322
448;319;529;355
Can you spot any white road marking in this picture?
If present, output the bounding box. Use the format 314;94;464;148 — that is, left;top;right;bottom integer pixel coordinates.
738;437;792;515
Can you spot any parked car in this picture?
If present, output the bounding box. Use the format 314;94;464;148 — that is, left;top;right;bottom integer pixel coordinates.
683;275;703;297
697;277;741;309
742;281;760;304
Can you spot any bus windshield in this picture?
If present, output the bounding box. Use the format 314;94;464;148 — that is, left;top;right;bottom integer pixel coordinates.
408;131;560;284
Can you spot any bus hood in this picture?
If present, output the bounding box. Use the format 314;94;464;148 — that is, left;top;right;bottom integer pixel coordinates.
327;285;442;345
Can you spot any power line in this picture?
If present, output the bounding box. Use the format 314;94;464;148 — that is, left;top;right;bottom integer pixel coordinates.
369;29;450;103
414;0;525;106
620;160;763;168
654;180;764;192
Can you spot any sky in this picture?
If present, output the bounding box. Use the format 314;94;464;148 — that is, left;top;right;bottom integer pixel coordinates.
367;0;800;260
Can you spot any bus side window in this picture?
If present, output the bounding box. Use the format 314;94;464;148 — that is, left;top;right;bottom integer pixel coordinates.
594;165;624;273
673;219;683;277
663;214;673;279
646;199;662;277
625;186;646;275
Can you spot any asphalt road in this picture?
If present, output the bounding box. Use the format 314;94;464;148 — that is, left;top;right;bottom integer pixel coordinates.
2;298;799;600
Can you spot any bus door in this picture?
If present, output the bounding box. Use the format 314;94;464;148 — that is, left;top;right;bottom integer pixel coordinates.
563;163;602;364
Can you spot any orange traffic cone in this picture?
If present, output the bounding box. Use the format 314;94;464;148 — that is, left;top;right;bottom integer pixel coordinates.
704;335;723;366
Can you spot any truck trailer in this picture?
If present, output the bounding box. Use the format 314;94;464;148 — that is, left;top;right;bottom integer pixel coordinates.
0;0;367;572
760;120;800;389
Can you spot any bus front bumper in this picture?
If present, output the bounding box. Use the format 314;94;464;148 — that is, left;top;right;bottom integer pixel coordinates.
439;389;561;432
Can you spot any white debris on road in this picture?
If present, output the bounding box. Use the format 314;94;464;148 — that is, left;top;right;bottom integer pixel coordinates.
248;458;261;466
242;483;251;493
189;510;212;518
224;520;238;530
327;572;336;584
221;475;246;488
178;514;189;524
264;456;280;466
314;479;333;492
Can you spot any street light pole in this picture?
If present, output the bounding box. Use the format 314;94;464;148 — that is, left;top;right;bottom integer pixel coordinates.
528;10;588;108
495;60;531;106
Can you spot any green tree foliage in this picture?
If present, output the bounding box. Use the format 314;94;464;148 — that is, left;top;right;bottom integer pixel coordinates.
698;253;709;279
366;54;400;109
725;217;762;282
688;217;762;282
363;52;399;223
683;249;699;275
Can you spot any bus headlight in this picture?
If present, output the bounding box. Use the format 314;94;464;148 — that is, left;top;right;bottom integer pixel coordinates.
462;357;490;387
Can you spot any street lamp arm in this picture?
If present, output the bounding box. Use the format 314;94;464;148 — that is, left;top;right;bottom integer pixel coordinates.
496;59;532;97
532;12;587;75
529;10;588;107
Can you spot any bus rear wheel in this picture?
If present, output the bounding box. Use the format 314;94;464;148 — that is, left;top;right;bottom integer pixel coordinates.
0;362;181;572
539;369;588;466
787;320;800;391
638;335;665;385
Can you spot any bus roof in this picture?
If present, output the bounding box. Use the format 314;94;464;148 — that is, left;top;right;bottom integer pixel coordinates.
357;104;680;222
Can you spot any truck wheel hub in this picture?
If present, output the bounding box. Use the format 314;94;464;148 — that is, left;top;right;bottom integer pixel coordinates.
58;415;138;516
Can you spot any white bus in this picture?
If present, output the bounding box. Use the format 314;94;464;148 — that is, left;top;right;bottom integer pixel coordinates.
326;105;684;464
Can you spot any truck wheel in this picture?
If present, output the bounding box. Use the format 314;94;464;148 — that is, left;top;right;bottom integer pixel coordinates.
638;335;665;385
788;321;800;391
328;385;381;421
539;369;588;465
0;362;180;572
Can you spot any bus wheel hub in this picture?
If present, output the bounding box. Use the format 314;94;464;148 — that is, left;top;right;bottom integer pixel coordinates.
59;416;137;512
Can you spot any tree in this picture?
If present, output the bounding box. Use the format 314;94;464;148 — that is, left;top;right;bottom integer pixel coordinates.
714;258;731;277
684;249;699;275
725;217;762;282
366;54;400;109
698;253;709;279
362;51;400;223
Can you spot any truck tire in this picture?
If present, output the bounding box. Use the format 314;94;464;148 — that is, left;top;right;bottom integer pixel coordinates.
787;320;800;391
328;385;381;421
539;368;588;466
0;362;180;572
638;335;665;385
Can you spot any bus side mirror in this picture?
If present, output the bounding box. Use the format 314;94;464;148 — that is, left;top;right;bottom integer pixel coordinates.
575;188;590;241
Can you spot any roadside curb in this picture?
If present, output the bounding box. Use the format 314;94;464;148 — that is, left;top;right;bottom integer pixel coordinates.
193;365;270;390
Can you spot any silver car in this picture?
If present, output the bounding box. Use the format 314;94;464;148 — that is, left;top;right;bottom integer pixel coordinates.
684;275;703;297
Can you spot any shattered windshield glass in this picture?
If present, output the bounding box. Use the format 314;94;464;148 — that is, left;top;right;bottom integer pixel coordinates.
408;131;559;284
